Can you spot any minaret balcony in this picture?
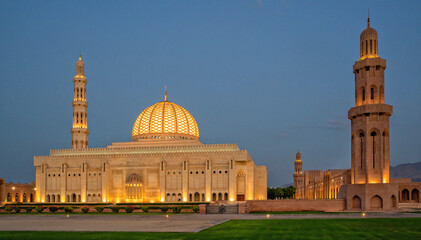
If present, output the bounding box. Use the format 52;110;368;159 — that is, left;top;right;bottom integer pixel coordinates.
348;104;393;119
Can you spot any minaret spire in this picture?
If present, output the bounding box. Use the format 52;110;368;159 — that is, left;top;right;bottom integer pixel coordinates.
164;85;167;101
367;9;370;28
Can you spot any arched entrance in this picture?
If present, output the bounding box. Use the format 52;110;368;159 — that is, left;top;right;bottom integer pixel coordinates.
402;189;410;202
23;193;27;202
391;195;397;208
236;170;246;201
212;193;216;201
46;194;50;203
194;192;200;202
30;193;33;202
51;195;55;203
125;174;143;202
370;195;383;210
72;193;76;202
352;195;361;209
412;189;419;203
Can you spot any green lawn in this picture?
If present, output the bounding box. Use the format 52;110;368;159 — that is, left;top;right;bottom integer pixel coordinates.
1;218;421;239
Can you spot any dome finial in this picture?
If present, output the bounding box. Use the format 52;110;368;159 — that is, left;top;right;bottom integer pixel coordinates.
367;9;370;28
79;52;82;61
164;85;167;101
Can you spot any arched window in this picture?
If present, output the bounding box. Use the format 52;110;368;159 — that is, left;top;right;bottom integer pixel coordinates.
370;39;372;54
125;174;143;201
402;189;409;202
371;88;374;100
365;40;368;55
374;40;377;54
359;132;365;169
352;195;361;209
218;193;223;201
371;131;377;168
391;195;397;208
224;193;228;201
212;193;216;201
370;195;383;210
412;189;419;203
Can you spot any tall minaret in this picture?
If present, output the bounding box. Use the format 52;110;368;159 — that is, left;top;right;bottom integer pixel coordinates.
349;17;392;184
293;151;303;199
71;55;89;149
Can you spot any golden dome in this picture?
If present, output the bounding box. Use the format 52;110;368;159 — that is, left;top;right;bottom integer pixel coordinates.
132;98;199;141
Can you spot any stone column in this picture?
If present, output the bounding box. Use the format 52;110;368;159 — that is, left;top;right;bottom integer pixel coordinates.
205;160;212;202
159;160;166;202
60;163;67;202
228;159;236;201
101;162;109;202
40;164;47;202
182;160;189;202
81;163;87;202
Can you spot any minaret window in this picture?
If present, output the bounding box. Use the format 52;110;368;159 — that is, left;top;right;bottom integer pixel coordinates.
370;39;372;54
370;88;374;100
371;131;377;168
359;132;364;169
365;40;368;55
374;40;377;54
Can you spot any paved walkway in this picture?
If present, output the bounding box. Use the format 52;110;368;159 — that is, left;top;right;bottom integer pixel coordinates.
0;213;420;232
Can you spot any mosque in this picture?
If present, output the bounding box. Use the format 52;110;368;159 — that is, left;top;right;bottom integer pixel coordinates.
293;17;421;211
1;16;420;212
29;57;267;203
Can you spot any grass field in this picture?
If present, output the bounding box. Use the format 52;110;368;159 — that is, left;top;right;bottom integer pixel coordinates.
0;218;421;239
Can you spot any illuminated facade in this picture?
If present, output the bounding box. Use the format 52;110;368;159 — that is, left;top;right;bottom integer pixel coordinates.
33;58;267;203
293;17;421;211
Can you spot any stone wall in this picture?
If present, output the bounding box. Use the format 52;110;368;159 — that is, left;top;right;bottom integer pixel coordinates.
247;199;346;212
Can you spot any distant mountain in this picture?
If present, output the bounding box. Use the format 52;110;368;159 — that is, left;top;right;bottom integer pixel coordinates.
390;162;421;182
280;183;294;188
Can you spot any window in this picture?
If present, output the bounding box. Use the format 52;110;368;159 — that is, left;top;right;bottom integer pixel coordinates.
365;40;368;54
371;131;377;168
360;132;364;169
371;88;374;100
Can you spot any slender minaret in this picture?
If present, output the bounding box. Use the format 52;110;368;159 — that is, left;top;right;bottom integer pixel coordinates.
71;55;89;149
293;151;303;199
349;17;392;184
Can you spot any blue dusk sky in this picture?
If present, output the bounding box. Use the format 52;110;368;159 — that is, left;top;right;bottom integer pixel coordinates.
1;0;420;187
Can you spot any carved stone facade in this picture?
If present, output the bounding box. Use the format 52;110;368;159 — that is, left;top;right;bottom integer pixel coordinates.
33;57;267;203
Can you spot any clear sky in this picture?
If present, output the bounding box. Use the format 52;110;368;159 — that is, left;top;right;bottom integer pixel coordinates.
1;0;420;187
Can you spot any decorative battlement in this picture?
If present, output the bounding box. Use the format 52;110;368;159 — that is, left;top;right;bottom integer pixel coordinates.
348;104;393;119
34;143;245;159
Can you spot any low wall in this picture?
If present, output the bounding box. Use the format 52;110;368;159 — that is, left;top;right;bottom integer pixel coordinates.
247;199;346;212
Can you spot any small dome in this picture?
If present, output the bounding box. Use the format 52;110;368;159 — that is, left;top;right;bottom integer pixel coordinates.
132;100;199;141
360;27;378;38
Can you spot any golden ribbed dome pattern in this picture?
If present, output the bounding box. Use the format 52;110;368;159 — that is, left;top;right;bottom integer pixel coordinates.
132;100;199;140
